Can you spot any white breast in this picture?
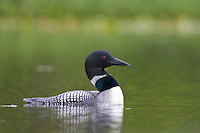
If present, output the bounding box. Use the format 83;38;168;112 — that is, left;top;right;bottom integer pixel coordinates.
96;86;124;106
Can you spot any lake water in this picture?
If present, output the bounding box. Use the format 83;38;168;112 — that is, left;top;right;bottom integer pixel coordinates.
0;33;200;133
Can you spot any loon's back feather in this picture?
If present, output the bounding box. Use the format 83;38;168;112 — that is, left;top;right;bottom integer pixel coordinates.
23;90;99;105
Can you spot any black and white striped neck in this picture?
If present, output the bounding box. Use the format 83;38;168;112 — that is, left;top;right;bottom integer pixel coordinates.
85;50;130;92
90;74;119;92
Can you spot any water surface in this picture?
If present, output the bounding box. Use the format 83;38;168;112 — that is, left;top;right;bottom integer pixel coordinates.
0;33;200;133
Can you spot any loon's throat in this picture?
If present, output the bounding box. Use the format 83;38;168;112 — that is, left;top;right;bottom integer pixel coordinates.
90;74;119;92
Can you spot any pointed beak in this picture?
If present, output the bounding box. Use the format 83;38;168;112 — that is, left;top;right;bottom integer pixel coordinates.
108;58;131;66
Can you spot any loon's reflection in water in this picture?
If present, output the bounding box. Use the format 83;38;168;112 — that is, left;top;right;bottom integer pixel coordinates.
23;104;124;133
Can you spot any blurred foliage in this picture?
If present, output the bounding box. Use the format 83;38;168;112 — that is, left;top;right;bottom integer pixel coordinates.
0;0;199;18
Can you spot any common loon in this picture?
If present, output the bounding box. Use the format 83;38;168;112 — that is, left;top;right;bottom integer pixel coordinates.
23;50;130;106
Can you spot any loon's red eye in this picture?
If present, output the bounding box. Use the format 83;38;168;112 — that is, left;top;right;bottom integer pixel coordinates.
102;56;106;59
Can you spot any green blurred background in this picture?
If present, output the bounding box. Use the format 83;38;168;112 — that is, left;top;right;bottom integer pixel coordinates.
0;0;200;133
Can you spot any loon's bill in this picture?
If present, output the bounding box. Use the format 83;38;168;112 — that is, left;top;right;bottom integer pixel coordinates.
23;50;131;106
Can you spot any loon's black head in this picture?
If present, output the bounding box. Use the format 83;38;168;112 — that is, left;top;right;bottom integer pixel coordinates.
85;50;131;80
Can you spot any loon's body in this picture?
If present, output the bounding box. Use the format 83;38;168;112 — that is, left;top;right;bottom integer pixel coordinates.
23;50;130;106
